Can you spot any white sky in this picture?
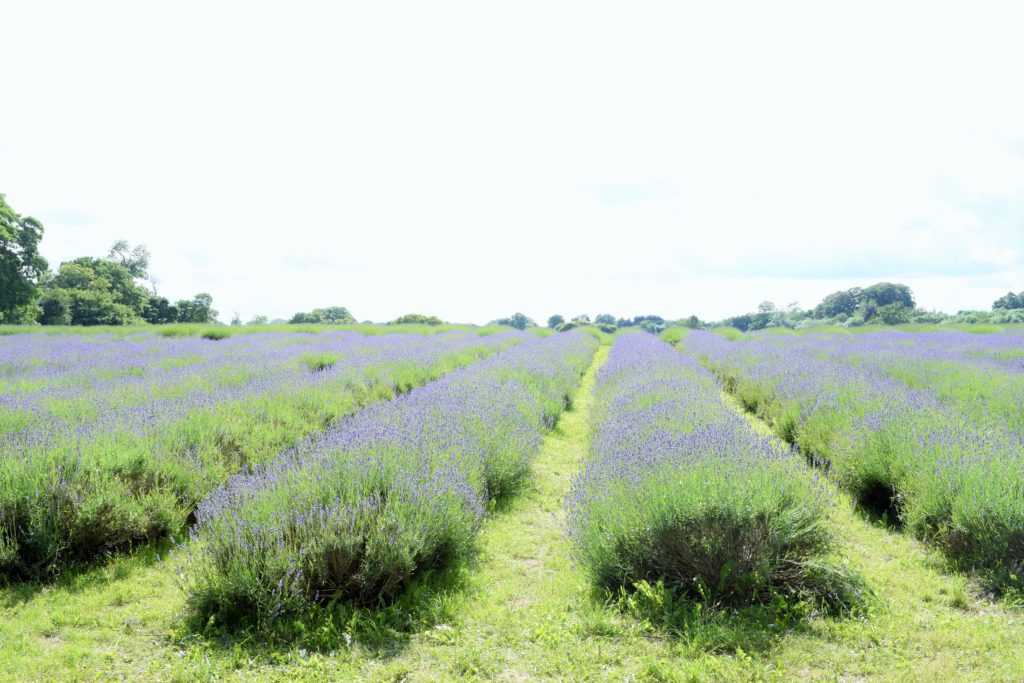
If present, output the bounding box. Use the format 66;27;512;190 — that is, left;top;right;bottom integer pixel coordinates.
2;1;1023;324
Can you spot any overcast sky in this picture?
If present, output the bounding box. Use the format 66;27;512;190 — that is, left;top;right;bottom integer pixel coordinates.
2;2;1023;324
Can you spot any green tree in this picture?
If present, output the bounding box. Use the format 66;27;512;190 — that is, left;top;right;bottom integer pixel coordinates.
143;295;179;324
861;282;915;309
547;314;565;329
993;291;1023;310
0;193;48;323
106;239;150;278
594;313;616;326
490;312;536;330
38;290;72;325
176;293;218;323
43;258;148;325
390;313;444;325
318;306;356;324
289;306;356;324
54;257;149;313
247;315;269;325
876;302;912;325
813;289;859;318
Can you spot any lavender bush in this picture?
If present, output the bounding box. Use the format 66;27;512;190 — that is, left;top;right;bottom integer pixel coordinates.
182;332;598;627
568;333;857;610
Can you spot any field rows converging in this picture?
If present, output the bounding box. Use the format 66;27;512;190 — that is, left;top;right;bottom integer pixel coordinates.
683;329;1024;590
3;327;1024;681
0;329;525;578
183;330;598;626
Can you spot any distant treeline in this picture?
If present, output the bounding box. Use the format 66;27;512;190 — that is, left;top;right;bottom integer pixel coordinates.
489;313;697;335
1;193;218;325
5;194;1024;329
716;281;1024;331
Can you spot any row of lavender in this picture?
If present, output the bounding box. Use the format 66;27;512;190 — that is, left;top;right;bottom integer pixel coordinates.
0;330;503;437
684;329;1024;588
181;331;598;625
700;328;1024;433
0;330;521;578
567;333;857;609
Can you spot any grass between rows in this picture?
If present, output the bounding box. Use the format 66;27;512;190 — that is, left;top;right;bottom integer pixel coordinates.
2;345;1023;680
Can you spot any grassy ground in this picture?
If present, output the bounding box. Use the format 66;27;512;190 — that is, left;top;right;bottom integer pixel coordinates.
2;345;1023;680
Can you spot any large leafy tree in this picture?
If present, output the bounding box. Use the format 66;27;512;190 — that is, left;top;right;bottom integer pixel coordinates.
812;282;914;322
176;293;219;323
45;257;150;325
861;282;915;309
389;313;444;325
142;295;179;324
52;257;150;312
813;289;859;318
993;291;1023;310
289;306;356;325
106;239;150;279
489;312;536;330
0;194;48;322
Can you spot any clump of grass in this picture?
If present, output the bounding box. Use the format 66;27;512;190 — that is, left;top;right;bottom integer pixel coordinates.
658;327;689;345
200;328;232;341
298;352;342;372
712;326;746;341
156;326;197;338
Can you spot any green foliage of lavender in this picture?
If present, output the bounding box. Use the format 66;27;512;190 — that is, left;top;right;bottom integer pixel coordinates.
686;329;1024;590
0;330;521;578
568;333;858;610
181;332;598;628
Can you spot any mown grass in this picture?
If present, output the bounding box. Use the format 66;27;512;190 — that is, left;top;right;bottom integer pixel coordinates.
3;345;1023;680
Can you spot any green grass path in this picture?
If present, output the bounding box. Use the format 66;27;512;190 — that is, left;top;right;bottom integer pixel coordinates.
356;345;614;681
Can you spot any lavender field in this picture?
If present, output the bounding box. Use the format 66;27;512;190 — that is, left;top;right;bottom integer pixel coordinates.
2;325;1024;680
0;328;523;576
684;328;1024;589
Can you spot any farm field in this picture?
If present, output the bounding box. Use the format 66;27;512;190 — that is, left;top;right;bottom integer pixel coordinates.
1;326;1024;681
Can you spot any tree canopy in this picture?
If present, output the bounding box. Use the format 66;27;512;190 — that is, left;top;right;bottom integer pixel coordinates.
0;194;48;323
106;239;150;279
289;306;357;325
389;313;445;325
490;312;536;330
993;291;1024;310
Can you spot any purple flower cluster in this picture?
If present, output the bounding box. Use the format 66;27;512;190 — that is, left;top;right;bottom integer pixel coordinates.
184;331;598;624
